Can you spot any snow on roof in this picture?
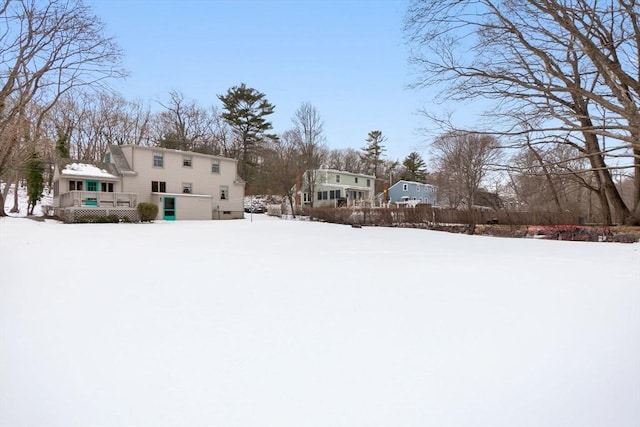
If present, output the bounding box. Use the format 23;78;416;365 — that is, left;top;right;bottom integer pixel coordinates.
61;162;117;179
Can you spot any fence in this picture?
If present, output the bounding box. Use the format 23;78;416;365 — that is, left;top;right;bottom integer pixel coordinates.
299;205;581;227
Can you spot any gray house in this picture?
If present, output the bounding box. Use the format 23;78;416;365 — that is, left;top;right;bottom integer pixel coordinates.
379;180;437;206
52;145;245;222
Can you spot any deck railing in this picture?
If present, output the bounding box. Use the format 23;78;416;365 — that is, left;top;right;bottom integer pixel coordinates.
58;191;137;208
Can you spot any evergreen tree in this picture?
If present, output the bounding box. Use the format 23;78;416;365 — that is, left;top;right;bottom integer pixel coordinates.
401;151;428;182
361;130;386;178
55;128;70;158
218;83;277;184
26;152;44;215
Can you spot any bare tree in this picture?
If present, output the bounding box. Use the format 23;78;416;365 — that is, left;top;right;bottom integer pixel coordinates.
406;0;640;224
260;130;299;215
0;0;124;215
326;148;364;173
154;91;221;154
291;102;327;207
431;131;502;234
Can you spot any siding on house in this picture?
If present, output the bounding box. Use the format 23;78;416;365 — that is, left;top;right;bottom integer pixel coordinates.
382;180;437;205
52;145;245;221
297;169;376;207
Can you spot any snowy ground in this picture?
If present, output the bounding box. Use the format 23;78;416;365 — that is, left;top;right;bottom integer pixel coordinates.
1;189;639;426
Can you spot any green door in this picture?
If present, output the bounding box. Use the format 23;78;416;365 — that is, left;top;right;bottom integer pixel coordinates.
85;180;98;206
163;197;176;220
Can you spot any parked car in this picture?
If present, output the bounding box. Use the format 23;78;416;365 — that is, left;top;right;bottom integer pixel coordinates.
244;204;266;213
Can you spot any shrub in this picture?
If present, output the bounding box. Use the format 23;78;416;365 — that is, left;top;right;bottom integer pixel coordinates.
137;202;159;222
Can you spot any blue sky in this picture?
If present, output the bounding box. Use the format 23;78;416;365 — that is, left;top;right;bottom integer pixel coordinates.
87;0;438;161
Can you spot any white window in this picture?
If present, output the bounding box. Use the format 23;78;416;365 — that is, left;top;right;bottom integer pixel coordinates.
403;183;408;191
182;183;192;194
183;156;192;167
416;185;421;192
211;160;220;173
367;179;371;187
153;152;164;167
336;174;340;183
220;185;228;200
355;177;359;183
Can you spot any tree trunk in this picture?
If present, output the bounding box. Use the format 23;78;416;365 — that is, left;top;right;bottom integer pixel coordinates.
632;148;640;225
527;144;564;213
580;123;630;224
287;193;296;219
9;174;19;213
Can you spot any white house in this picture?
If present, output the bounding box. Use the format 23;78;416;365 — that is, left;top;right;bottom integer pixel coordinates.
52;145;245;222
295;168;376;208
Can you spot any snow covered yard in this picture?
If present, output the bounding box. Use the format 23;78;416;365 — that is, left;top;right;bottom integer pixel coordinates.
1;214;639;427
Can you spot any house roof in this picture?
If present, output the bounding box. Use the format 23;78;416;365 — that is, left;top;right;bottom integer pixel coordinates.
57;159;119;180
108;145;135;174
389;179;435;189
305;168;376;179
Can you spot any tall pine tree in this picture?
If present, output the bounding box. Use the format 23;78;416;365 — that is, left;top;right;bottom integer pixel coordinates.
218;83;277;185
401;151;428;182
361;130;386;178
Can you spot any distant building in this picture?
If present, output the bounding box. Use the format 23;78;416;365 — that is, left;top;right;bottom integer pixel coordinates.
52;145;245;222
295;168;376;208
378;180;437;206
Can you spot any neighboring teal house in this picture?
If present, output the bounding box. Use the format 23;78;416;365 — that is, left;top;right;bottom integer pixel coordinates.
378;180;437;206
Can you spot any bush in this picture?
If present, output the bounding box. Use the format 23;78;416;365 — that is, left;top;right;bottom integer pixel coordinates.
76;214;120;224
137;202;159;222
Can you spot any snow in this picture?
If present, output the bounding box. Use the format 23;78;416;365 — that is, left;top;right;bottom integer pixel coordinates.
1;204;639;426
62;162;118;178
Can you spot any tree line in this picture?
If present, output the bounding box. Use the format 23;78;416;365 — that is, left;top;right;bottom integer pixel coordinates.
1;0;638;226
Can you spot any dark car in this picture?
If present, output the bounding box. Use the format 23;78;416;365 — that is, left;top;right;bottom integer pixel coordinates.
245;204;266;213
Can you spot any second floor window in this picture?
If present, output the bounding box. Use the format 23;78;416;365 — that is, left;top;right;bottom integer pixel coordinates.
403;184;408;191
153;152;164;167
355;177;359;183
211;160;220;173
336;175;340;183
183;156;192;167
367;179;371;187
220;185;228;200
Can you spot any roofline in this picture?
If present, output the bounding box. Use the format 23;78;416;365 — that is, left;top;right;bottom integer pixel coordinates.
305;168;376;179
117;144;237;163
